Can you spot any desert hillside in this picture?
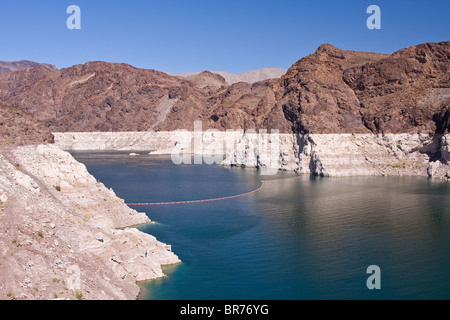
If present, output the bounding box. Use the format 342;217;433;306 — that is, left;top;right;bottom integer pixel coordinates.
279;42;449;134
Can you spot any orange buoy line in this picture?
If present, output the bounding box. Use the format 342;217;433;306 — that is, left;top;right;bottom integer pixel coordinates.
126;174;300;206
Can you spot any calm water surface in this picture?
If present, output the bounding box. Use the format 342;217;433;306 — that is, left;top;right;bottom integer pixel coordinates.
72;152;450;300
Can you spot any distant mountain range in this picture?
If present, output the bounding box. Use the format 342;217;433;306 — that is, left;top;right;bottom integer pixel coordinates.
0;60;57;74
0;41;448;134
168;68;287;85
0;60;286;85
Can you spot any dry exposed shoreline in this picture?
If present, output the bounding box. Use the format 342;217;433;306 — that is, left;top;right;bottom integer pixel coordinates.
0;144;180;300
54;131;450;180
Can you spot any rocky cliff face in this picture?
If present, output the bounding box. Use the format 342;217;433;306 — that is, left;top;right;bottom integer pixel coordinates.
278;44;389;134
279;41;450;134
54;130;449;180
343;41;450;134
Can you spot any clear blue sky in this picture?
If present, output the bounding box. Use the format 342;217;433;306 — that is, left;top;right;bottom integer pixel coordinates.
0;0;448;73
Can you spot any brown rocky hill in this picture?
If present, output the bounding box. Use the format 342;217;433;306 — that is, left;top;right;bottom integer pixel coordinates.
278;41;449;134
278;44;390;133
204;79;292;132
0;41;448;134
0;61;288;132
185;71;228;91
343;41;450;134
0;62;208;132
0;102;54;146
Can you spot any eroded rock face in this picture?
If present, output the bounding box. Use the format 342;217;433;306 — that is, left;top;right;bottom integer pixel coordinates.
0;62;208;132
279;41;450;134
0;85;180;300
0;145;180;300
54;131;450;180
434;101;450;134
223;132;449;179
343;41;450;134
278;44;390;134
441;135;450;164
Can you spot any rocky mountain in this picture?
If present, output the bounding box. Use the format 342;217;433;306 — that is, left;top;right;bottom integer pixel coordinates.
184;71;228;90
0;61;289;132
278;44;390;134
279;41;450;134
0;62;207;132
169;68;287;85
0;102;54;146
0;60;57;74
213;68;287;85
0;41;448;135
343;41;450;134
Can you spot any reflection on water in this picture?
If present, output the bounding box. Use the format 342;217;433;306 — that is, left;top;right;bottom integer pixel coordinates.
72;152;450;300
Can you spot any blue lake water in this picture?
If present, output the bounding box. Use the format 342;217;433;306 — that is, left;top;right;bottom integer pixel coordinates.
72;152;450;300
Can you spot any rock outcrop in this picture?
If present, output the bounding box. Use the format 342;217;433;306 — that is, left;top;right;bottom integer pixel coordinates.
278;44;389;134
343;42;450;134
184;71;228;90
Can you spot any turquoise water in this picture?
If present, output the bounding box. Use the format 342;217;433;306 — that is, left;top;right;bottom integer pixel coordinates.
72;152;450;300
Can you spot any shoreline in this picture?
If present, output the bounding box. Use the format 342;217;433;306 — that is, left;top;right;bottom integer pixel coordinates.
0;144;181;300
2;138;446;300
54;132;450;180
